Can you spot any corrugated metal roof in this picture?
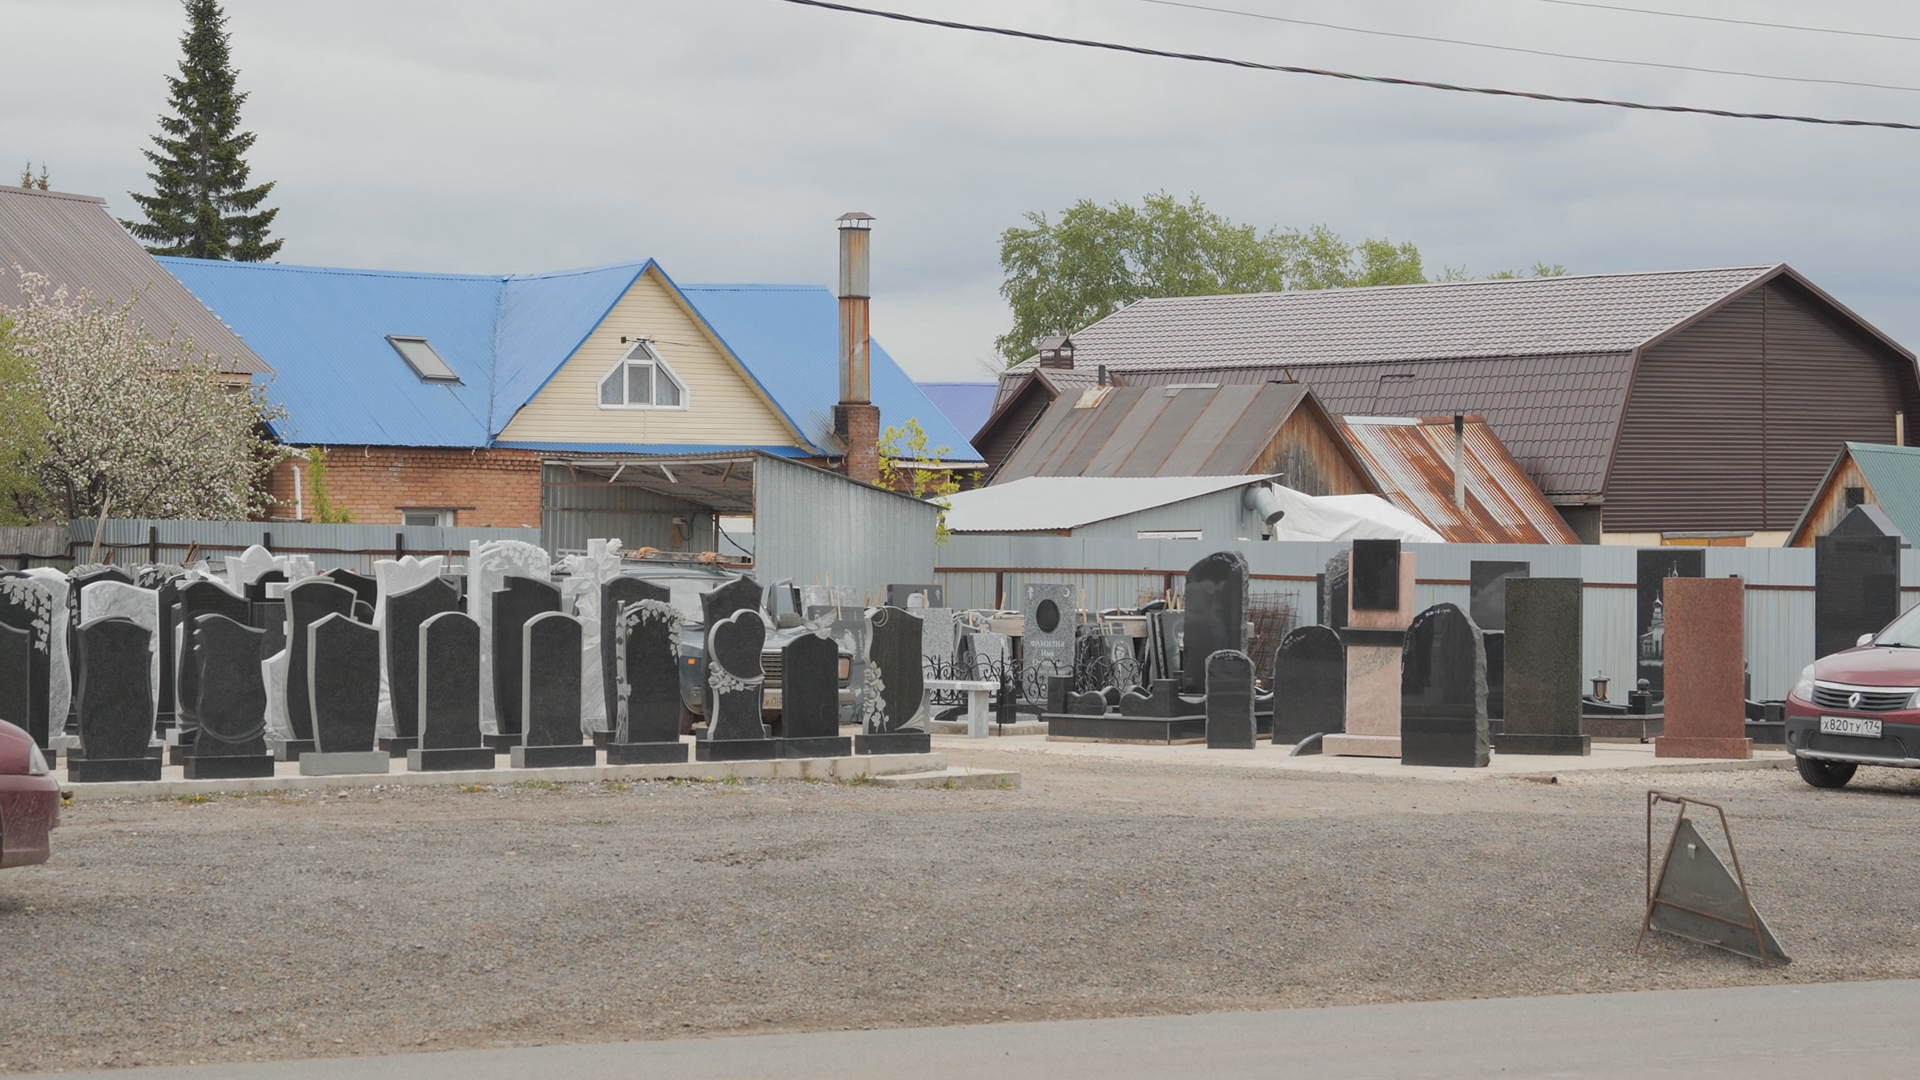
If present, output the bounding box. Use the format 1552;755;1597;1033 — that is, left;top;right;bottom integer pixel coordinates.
1842;442;1920;543
943;474;1275;533
1009;266;1777;373
0;186;270;374
916;382;999;442
158;259;981;460
994;382;1316;481
1338;416;1579;544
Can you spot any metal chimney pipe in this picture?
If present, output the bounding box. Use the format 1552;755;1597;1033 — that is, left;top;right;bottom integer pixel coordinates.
837;212;874;405
1452;413;1466;510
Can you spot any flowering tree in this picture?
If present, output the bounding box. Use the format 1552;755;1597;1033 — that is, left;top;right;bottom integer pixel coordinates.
877;418;961;543
3;270;286;521
0;318;49;524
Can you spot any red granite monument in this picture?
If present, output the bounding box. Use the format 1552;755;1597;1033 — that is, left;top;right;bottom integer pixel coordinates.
1654;576;1752;760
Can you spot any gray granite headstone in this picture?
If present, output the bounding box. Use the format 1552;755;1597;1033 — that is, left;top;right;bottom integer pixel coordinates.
807;603;868;725
1022;583;1075;688
601;577;669;730
174;580;249;733
1204;649;1257;749
0;573;56;747
520;612;586;750
705;608;769;741
183;614;274;777
153;575;183;731
919;607;958;673
780;631;850;757
284;579;357;744
307;613;381;755
619;600;685;745
1495;578;1589;755
1400;603;1489;768
1273;624;1345;745
1321;552;1350;629
490;575;562;739
1815;533;1901;660
410;610;494;772
862;605;926;733
384;578;462;745
71;617;160;782
1636;549;1703;699
1181;551;1249;695
80;581;160;720
1469;561;1530;632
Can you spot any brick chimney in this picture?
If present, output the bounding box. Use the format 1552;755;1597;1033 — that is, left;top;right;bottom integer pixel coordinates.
833;211;882;485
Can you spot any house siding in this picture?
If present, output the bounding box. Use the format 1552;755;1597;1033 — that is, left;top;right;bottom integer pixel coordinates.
1260;406;1371;496
1607;281;1911;533
498;268;802;449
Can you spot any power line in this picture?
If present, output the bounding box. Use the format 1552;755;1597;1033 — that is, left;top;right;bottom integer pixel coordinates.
1531;0;1920;44
1137;0;1920;94
776;0;1920;131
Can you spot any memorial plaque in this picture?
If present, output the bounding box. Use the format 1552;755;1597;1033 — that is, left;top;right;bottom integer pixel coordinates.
1636;549;1704;699
1495;578;1589;755
1815;533;1900;660
410;610;494;771
1181;552;1249;696
1399;603;1489;768
1272;624;1344;746
490;576;561;739
70;617;160;782
1204;650;1257;749
1655;577;1751;760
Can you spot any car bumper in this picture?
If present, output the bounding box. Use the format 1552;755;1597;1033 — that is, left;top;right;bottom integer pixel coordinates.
0;773;62;868
1785;695;1920;768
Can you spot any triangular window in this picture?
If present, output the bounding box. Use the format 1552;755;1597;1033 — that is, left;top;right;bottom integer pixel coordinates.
598;339;687;410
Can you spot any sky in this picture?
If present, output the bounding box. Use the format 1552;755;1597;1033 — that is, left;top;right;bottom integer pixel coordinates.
4;0;1918;382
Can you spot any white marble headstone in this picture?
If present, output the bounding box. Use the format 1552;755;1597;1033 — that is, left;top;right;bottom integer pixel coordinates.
80;581;160;711
467;539;552;735
262;648;290;740
23;568;71;725
225;545;281;593
560;539;624;735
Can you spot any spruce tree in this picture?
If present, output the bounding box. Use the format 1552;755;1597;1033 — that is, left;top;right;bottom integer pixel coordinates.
124;0;282;261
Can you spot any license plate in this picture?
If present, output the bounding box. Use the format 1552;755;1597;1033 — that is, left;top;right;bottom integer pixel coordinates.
1821;716;1883;738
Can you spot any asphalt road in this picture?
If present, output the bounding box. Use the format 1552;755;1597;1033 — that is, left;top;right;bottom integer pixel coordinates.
37;979;1920;1079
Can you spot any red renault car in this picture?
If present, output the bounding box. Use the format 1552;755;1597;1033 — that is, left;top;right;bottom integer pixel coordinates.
0;719;59;867
1786;606;1920;789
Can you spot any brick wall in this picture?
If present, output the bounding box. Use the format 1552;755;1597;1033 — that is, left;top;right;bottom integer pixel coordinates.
265;446;544;528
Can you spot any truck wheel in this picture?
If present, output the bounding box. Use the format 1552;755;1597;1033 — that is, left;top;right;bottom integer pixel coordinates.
1796;755;1857;789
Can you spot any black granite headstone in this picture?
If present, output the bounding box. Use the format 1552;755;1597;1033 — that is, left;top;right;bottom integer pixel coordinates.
695;608;776;761
0;573;54;747
307;612;381;754
1351;539;1402;612
182;614;274;779
601;577;669;733
490;575;561;739
1400;603;1489;768
1272;624;1345;745
241;568;286;605
410;610;493;771
324;568;380;613
609;599;688;764
384;578;462;750
285;579;357;743
1483;630;1506;722
1815;533;1901;659
172;579;250;736
1205;650;1256;749
1321;552;1350;629
1146;610;1185;686
1469;561;1529;632
863;605;924;733
1180;551;1249;696
70;617;160;782
0;622;28;734
779;631;850;758
1495;578;1590;755
153;575;183;731
1119;679;1185;718
511;612;595;768
700;576;763;628
1636;549;1703;699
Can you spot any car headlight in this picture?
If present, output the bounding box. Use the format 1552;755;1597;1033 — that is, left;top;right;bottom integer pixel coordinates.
1792;664;1816;702
27;744;49;777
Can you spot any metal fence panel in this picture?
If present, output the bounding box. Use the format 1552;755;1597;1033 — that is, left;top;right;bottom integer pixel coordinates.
67;518;540;575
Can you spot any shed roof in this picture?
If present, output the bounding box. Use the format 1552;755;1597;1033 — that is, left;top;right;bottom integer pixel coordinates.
1337;416;1579;544
1793;442;1920;544
942;474;1274;533
0;186;270;375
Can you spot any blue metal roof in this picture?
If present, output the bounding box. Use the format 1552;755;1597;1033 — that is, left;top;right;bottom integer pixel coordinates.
916;382;999;443
159;258;981;462
496;442;812;458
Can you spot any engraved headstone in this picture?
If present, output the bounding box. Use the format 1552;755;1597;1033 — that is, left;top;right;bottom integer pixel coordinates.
1399;603;1490;768
1204;650;1257;750
1815;532;1900;660
225;545;283;596
601;576;669;736
1272;624;1345;745
1636;548;1704;699
1022;584;1076;691
856;605;930;755
1181;552;1249;696
779;631;850;758
561;540;625;737
69;617;161;782
301;612;387;775
80;581;160;719
1495;578;1590;755
0;573;57;747
1321;551;1350;630
919;607;958;673
609;598;688;765
281;578;356;757
511;612;596;768
245;570;287;606
153;575;183;731
181;614;275;779
0;623;28;734
807;603;868;726
490;575;562;742
701;576;763;627
409;610;494;772
382;578;461;755
24;568;73;741
696;608;776;760
173;580;249;735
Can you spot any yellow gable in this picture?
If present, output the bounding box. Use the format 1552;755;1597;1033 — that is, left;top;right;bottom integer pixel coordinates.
498;267;803;448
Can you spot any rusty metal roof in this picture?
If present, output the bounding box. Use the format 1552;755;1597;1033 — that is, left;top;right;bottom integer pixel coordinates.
1338;416;1578;544
0;186;271;375
993;381;1332;481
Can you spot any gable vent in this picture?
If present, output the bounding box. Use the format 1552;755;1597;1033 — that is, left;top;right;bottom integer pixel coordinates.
387;335;461;384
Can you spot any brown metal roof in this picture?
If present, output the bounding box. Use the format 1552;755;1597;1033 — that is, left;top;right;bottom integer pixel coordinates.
1338;417;1579;544
0;186;271;375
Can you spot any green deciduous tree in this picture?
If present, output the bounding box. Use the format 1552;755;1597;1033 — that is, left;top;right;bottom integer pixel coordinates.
0;318;49;524
124;0;283;261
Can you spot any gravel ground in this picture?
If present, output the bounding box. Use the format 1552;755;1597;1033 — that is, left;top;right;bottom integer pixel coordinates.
4;749;1920;1073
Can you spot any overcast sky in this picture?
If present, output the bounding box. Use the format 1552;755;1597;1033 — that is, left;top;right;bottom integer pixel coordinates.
4;0;1918;381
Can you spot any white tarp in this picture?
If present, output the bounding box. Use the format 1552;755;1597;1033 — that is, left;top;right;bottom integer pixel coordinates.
1265;486;1444;543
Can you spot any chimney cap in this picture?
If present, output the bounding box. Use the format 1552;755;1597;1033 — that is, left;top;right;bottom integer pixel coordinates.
837;211;875;227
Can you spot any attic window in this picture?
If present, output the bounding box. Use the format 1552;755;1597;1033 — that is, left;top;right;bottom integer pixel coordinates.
599;339;687;410
386;336;460;383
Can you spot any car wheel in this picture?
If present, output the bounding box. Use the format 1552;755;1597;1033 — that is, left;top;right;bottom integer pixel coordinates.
1796;755;1857;789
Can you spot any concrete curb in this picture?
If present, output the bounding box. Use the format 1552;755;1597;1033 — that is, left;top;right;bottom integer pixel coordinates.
869;767;1022;790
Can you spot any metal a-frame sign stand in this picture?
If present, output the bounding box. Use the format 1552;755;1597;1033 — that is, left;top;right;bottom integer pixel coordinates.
1636;790;1790;966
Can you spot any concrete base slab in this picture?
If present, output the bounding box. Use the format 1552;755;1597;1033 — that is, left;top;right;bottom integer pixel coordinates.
299;751;392;777
695;739;781;762
606;742;687;766
1323;733;1401;758
869;766;1021;790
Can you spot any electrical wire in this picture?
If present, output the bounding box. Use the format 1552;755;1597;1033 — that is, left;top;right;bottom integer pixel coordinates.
1531;0;1920;44
1136;0;1920;94
776;0;1920;131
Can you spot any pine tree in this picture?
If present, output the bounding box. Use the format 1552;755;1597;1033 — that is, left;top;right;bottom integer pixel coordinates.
124;0;282;261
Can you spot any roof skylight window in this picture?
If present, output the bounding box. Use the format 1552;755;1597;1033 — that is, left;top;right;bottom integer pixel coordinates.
387;335;461;384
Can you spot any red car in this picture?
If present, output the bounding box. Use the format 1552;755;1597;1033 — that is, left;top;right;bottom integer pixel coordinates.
1785;609;1920;789
0;719;60;867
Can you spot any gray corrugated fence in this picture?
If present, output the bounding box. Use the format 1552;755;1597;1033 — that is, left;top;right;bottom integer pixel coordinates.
66;519;541;575
934;536;1920;701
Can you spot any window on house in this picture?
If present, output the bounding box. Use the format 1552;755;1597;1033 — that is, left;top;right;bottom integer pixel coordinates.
1846;486;1867;508
598;339;687;409
402;509;455;528
386;336;461;383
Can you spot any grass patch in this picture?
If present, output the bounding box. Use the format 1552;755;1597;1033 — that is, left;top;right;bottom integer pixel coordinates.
457;784;488;794
842;772;877;787
175;794;214;805
720;775;741;786
604;782;633;792
513;779;563;792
